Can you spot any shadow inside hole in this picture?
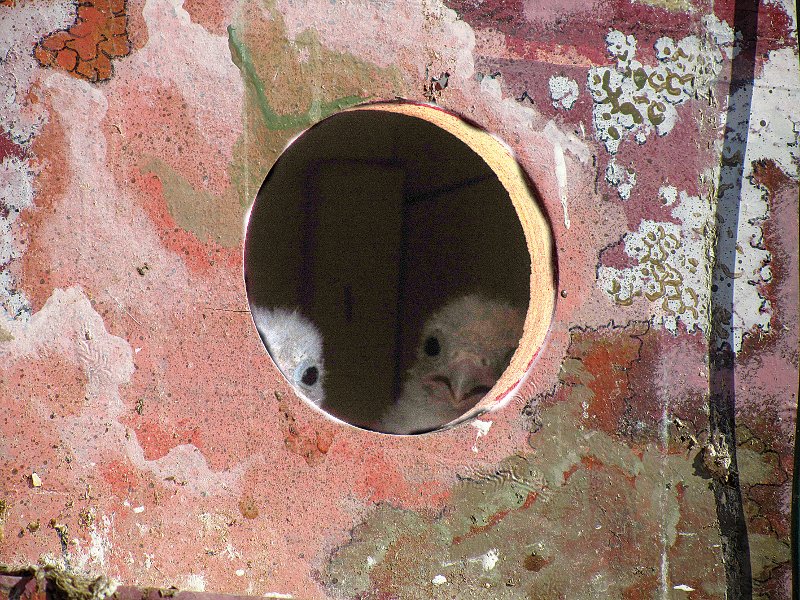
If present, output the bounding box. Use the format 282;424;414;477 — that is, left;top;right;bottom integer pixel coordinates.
244;109;531;431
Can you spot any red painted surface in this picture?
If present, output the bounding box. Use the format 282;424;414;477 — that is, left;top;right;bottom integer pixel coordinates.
0;0;797;596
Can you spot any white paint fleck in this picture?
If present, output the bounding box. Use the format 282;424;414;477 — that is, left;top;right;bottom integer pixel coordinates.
0;157;35;319
674;584;696;592
0;157;33;214
553;141;570;228
0;0;74;145
605;158;636;200
471;419;493;452
549;75;579;110
597;188;715;335
432;575;447;585
659;185;678;206
0;0;76;322
543;120;591;164
235;569;245;577
264;594;294;599
702;14;737;59
183;574;206;592
132;506;145;514
71;513;114;571
712;47;800;350
366;556;376;567
481;548;500;571
222;543;241;560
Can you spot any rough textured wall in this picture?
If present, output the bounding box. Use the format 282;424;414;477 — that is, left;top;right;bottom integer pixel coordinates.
0;0;797;597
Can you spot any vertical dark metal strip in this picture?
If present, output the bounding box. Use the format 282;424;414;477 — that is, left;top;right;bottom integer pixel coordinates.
709;1;760;597
793;387;799;600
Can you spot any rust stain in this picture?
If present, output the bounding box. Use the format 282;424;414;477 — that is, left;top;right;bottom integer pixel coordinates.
523;552;549;572
452;491;538;545
278;399;335;466
238;496;259;520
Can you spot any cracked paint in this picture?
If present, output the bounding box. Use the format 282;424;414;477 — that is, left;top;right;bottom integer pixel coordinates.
33;0;131;82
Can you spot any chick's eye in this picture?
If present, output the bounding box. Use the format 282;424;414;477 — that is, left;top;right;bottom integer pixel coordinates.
423;336;441;357
301;366;319;386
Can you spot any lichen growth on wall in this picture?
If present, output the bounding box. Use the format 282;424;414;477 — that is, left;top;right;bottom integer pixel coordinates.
587;21;733;156
597;186;715;335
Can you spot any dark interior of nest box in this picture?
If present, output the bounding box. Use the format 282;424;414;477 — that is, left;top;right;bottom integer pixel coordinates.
244;109;531;428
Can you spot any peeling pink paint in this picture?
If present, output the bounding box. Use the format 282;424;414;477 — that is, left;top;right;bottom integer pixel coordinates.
0;0;797;596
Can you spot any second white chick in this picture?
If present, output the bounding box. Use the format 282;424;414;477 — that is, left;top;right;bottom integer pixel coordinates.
251;306;325;407
380;294;525;434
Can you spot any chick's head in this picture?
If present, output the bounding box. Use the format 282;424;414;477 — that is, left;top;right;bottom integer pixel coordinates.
405;294;524;412
251;306;325;406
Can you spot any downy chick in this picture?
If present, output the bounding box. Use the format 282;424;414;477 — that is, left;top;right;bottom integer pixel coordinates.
251;306;325;407
380;295;524;434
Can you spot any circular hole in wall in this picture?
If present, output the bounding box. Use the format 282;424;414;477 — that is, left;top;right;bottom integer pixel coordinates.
244;102;555;434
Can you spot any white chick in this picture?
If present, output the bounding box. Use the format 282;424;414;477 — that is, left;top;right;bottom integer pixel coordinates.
251;306;325;406
380;295;525;434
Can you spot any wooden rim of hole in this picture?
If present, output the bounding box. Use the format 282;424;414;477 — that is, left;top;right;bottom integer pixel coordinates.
349;101;556;426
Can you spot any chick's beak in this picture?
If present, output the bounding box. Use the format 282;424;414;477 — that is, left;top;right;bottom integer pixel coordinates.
428;356;497;408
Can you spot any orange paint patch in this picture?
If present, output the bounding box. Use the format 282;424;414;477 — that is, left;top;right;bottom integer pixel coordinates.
21;113;72;312
35;0;131;82
581;340;634;432
358;452;412;503
563;325;647;439
131;418;202;462
580;455;604;470
182;0;232;35
101;458;140;495
336;439;452;508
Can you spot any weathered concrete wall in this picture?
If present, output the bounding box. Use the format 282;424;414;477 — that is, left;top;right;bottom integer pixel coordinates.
0;0;797;597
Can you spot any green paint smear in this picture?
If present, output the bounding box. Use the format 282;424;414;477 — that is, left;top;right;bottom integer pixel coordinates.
632;0;692;11
144;158;244;247
227;25;367;132
0;325;13;342
224;13;403;210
